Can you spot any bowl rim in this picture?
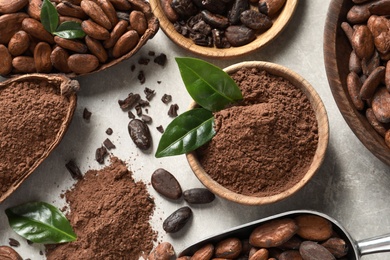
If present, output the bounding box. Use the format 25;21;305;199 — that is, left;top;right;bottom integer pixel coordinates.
323;0;390;166
186;61;329;205
149;0;299;59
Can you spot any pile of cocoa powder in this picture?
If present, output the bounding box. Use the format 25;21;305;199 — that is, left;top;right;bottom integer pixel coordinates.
0;80;69;197
197;68;319;196
45;157;157;259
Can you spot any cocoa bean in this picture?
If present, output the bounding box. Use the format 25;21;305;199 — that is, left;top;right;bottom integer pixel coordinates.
347;3;371;24
386;60;390;91
171;0;198;19
341;22;354;46
369;0;390;16
128;118;152;150
295;215;333;241
225;25;256;46
96;0;118;26
299;241;336;260
161;0;179;22
0;13;29;44
103;19;128;48
34;41;52;73
12;56;36;73
360;66;385;100
240;9;272;31
109;0;132;11
8;30;30;56
321;237;348;258
362;50;380;76
351;25;375;59
249;248;269;260
59;16;83;24
278;235;302;250
54;36;88;53
50;46;71;73
366;107;388;137
201;10;229;29
129;10;147;35
0;0;28;14
0;44;12;76
228;0;249;24
183;188;215;204
85;35;107;63
215;238;242;258
278;250;302;260
367;15;390;55
0;245;22;260
191;243;214;260
249;218;298;248
347;71;365;111
151;168;182;200
56;2;87;19
67;53;99;74
258;0;286;17
112;29;139;58
80;0;112;30
349;50;362;74
22;17;55;44
27;0;43;20
163;206;192;233
192;0;227;15
385;129;390;148
81;19;110;40
372;87;390;123
148;242;175;260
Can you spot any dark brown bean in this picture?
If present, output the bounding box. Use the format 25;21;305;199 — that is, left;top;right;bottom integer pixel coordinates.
240;9;272;31
201;10;229;29
225;25;256;46
192;0;227;15
299;241;336;260
228;0;249;24
360;66;385;100
128;119;152;150
163;206;192;233
151;168;182;200
183;188;215;204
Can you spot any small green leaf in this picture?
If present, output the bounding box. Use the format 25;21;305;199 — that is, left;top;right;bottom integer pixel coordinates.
175;57;243;112
54;21;86;39
156;108;215;157
6;202;77;244
41;0;59;33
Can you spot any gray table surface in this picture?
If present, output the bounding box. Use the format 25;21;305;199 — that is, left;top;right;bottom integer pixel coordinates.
2;0;390;259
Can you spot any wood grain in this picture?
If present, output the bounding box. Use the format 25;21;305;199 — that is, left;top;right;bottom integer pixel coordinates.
324;0;390;166
149;0;298;59
186;61;329;205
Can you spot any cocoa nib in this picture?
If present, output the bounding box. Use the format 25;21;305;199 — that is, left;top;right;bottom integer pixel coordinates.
154;53;167;66
118;93;141;110
103;138;116;150
83;108;92;120
95;146;108;164
65;160;83;180
161;94;172;104
168;104;179;117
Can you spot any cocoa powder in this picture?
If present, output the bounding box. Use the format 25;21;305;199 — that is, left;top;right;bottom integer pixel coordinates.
0;80;69;197
197;68;318;196
45;157;157;259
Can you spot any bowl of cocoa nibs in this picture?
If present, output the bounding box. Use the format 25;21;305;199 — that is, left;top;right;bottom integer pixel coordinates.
0;0;159;77
156;59;329;205
324;0;390;166
149;0;298;58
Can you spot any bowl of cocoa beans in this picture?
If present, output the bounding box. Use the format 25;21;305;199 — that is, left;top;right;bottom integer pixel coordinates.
0;0;159;77
186;61;329;205
324;0;390;166
149;0;298;58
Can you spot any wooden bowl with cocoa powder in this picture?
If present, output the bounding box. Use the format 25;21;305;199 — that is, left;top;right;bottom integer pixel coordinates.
0;74;77;203
186;61;329;205
149;0;298;58
324;0;390;166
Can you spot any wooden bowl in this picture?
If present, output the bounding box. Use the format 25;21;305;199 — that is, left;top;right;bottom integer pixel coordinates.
324;0;390;165
0;74;77;203
149;0;298;58
186;61;329;205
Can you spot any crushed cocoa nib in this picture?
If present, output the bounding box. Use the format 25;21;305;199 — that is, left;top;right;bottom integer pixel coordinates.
9;238;20;247
65;160;83;180
105;128;113;135
95;146;108;164
138;70;145;84
144;87;155;101
138;99;150;107
148;51;155;56
142;114;152;124
156;125;164;133
161;94;172;104
138;57;150;65
118;93;141;110
135;105;142;116
168;104;179;117
103;138;116;150
128;110;136;119
154;53;167;66
83;108;92;120
131;64;136;71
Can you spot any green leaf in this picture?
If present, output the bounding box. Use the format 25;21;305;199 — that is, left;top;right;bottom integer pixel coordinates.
5;202;77;244
156;108;215;157
54;21;86;39
41;0;59;33
175;57;243;112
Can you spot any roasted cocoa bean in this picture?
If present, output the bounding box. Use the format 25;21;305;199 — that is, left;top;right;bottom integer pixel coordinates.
240;9;272;31
81;19;110;40
80;0;112;30
109;0;132;11
249;248;269;260
191;244;214;260
225;25;256;46
366;108;388;137
347;3;371;24
347;71;365;110
201;10;229;29
96;0;118;26
360;66;385;100
54;36;88;53
85;35;108;63
59;15;83;24
22;17;54;44
34;41;52;73
0;44;12;76
278;250;302;260
163;206;192;233
351;25;375;59
349;50;362;74
258;0;286;17
171;0;198;19
56;2;87;19
151;168;182;200
8;30;30;56
103;19;128;48
321;237;348;258
192;0;227;15
0;13;29;44
362;50;380;76
0;245;22;260
129;10;147;35
299;241;336;260
148;242;175;260
279;235;302;250
12;56;36;73
112;30;139;58
67;53;99;74
50;46;71;73
128;118;152;150
372;87;390;123
0;0;28;14
27;0;42;20
183;188;215;204
369;0;390;16
215;238;242;258
161;0;178;22
295;215;333;241
228;0;249;24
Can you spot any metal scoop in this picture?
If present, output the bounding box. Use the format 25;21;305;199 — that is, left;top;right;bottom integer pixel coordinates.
179;209;390;259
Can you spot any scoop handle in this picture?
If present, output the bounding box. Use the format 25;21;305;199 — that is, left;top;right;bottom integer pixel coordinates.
358;234;390;255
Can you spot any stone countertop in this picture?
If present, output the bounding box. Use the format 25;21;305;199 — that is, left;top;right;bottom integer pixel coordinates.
2;0;390;259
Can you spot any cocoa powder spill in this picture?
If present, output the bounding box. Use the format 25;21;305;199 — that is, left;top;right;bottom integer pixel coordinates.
197;68;319;197
0;80;69;196
46;157;157;260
